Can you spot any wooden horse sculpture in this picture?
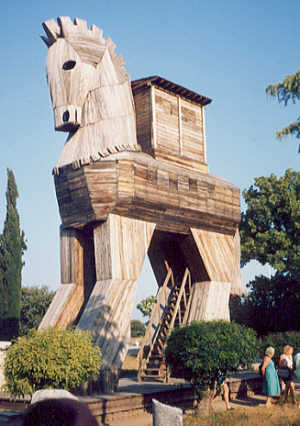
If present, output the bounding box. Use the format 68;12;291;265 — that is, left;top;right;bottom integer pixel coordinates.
40;17;245;388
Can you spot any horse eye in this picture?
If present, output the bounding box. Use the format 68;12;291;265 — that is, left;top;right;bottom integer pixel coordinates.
63;60;76;70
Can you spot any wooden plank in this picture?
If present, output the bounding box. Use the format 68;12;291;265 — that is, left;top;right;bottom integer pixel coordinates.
188;281;231;322
39;284;76;329
55;156;239;234
78;279;137;369
190;228;234;282
93;214;156;280
231;230;246;296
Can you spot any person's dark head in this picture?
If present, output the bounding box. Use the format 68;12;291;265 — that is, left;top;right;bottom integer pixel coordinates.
23;398;98;426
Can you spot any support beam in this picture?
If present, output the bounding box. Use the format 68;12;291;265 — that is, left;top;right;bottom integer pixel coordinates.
78;214;155;376
187;281;231;322
39;227;87;329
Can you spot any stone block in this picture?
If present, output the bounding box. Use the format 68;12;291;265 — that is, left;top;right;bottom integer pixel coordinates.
152;398;182;426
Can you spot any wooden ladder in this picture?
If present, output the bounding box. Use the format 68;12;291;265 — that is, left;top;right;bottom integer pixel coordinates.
137;265;192;382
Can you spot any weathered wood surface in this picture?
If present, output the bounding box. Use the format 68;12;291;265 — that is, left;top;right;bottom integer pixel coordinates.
132;81;209;173
39;226;96;329
54;153;240;235
78;214;155;369
39;283;76;329
190;227;245;296
231;230;244;296
43;17;139;169
93;214;156;280
78;278;136;369
187;281;231;321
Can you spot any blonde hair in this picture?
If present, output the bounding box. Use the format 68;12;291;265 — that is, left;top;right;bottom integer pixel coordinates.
283;345;293;354
265;346;275;357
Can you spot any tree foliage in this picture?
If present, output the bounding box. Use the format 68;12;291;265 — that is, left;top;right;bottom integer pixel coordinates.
165;321;257;400
266;68;300;140
230;273;300;336
19;286;55;336
136;295;155;321
240;169;300;278
259;331;300;367
0;169;26;340
5;328;101;397
130;319;145;337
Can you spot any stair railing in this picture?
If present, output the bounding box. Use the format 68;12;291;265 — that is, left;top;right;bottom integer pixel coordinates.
167;268;191;332
137;265;174;381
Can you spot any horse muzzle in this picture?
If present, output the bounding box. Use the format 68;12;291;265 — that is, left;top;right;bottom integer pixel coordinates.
54;105;82;132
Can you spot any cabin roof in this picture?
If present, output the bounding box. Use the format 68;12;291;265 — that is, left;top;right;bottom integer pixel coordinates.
131;75;212;106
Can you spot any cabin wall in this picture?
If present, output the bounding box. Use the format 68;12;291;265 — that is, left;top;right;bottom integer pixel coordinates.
181;97;205;163
132;85;208;173
132;86;153;154
154;87;180;156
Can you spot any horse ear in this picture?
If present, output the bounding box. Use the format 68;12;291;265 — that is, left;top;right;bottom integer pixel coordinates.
42;19;60;46
41;35;51;47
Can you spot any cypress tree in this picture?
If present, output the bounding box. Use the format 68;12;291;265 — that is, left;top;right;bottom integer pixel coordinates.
0;169;26;340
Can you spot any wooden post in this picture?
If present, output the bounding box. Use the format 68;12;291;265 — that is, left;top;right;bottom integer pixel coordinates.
77;214;155;390
185;227;245;322
39;227;86;329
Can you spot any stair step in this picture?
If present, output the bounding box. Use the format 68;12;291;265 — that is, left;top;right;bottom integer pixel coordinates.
143;369;166;377
146;366;166;373
149;354;164;360
141;375;166;382
147;360;163;367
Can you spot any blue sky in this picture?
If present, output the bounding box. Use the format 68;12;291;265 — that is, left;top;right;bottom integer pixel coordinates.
0;0;299;320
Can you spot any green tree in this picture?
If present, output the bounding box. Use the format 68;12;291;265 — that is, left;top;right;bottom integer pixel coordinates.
240;169;300;278
19;286;55;336
130;319;146;337
165;321;257;413
230;274;300;336
0;169;26;340
137;295;155;322
266;69;300;141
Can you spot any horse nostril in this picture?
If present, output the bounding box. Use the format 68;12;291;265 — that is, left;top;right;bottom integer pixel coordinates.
63;111;70;122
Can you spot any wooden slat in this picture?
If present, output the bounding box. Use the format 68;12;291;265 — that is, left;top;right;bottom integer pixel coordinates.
93;214;156;280
188;281;231;322
231;230;246;296
191;228;234;282
78;279;137;368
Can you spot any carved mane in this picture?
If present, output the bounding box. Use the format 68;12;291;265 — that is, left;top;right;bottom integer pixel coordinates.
42;17;139;171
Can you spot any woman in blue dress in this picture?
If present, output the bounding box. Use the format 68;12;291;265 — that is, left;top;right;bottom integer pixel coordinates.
261;346;280;407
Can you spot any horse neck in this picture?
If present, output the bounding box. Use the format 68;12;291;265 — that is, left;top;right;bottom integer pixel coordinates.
81;49;134;126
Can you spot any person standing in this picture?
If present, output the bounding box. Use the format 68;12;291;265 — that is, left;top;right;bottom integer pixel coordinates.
279;345;297;404
261;346;280;407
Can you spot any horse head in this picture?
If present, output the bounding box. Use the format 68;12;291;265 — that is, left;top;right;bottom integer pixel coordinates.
42;17;138;168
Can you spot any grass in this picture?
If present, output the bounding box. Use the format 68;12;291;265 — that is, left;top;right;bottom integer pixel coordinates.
183;403;300;425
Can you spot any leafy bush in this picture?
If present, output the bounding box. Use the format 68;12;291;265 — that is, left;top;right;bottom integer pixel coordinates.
131;320;145;337
5;328;101;397
165;321;257;397
259;331;300;366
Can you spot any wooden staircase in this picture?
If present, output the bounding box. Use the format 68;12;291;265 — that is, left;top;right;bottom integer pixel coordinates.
137;265;192;382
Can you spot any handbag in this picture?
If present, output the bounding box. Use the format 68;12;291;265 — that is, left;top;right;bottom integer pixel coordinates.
278;367;290;379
